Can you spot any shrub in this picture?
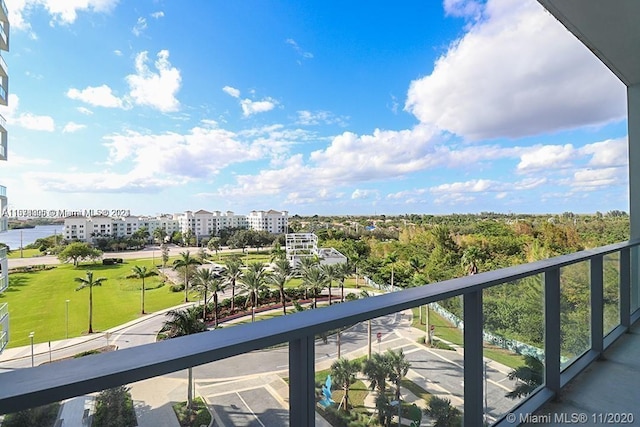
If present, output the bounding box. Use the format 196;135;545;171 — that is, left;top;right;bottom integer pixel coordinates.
74;349;100;358
93;386;137;427
170;284;185;292
1;403;60;427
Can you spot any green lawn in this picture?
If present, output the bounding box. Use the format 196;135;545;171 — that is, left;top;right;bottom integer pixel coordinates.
7;248;42;259
1;259;185;347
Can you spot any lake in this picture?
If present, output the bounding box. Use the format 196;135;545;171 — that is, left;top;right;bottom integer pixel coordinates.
0;225;64;249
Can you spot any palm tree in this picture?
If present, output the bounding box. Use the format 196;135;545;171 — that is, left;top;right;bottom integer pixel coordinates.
330;357;362;413
192;268;226;325
336;262;352;303
302;267;328;308
223;258;243;313
172;251;202;303
385;251;399;288
268;258;292;315
506;355;544;399
75;271;107;334
461;246;482;275
386;348;410;401
363;352;392;394
425;396;462;427
320;264;339;305
239;262;268;322
126;265;158;314
162;307;207;410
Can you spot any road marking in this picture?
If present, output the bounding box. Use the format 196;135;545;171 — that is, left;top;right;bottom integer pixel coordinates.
236;391;266;427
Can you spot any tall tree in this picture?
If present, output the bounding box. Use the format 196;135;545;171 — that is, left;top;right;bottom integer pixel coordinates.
505;355;544;399
362;352;392;394
162;307;207;410
386;348;410;401
239;262;268;321
320;264;339;305
160;243;170;268
153;227;167;245
75;271;107;334
58;242;102;267
172;251;202;303
207;237;222;259
267;258;292;315
192;268;226;326
330;357;362;413
223;258;243;313
301;267;328;308
126;265;158;314
336;262;352;303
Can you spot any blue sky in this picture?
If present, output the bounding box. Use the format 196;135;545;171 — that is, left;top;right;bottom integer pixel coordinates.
0;0;630;217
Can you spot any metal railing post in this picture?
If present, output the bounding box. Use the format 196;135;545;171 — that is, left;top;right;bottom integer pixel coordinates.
289;335;315;426
463;290;483;426
590;256;604;355
620;248;631;329
544;268;561;395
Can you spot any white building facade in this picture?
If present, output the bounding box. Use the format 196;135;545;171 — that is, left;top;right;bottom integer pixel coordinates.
63;209;288;243
247;210;289;234
0;0;10;353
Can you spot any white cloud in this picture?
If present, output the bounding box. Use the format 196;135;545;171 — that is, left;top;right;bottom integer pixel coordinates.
10;0;119;30
222;86;241;98
151;11;164;19
570;167;626;190
132;17;147;36
351;189;379;200
125;50;181;112
67;84;126;108
77;106;94;115
62;122;86;133
443;0;483;18
286;38;313;61
581;137;628;168
113;49;123;56
0;94;55;131
296;110;348;126
240;98;276;117
405;0;626;140
517;144;575;172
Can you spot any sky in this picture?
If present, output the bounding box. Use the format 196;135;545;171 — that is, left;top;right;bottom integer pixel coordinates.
0;0;630;217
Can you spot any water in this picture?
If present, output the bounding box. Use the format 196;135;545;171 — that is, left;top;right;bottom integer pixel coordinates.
0;225;64;249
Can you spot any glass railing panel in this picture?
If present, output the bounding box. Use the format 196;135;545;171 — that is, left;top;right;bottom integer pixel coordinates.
407;299;463;427
560;261;591;368
603;252;620;335
482;275;544;425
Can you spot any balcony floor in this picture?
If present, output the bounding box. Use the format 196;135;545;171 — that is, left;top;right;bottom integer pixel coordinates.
523;321;640;426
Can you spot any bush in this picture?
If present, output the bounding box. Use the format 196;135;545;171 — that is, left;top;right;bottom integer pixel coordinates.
74;349;100;358
93;386;137;427
345;292;359;301
1;403;60;427
170;284;185;292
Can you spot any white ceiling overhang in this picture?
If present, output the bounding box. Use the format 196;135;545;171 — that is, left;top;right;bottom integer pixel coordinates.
538;0;640;87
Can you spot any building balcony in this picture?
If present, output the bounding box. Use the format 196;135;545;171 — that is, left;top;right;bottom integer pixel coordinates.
0;240;638;425
0;0;8;53
0;302;8;354
0;112;6;161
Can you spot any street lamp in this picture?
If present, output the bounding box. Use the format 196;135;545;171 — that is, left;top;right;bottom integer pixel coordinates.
65;299;70;339
29;332;35;367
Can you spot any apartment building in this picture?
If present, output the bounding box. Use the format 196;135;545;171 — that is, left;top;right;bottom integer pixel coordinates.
63;209;288;243
285;233;346;268
247;209;289;234
0;0;10;354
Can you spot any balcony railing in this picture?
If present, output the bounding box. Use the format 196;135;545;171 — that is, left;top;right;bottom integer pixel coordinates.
0;303;8;353
0;240;638;425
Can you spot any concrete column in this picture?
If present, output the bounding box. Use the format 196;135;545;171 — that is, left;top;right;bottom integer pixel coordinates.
629;84;640;312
